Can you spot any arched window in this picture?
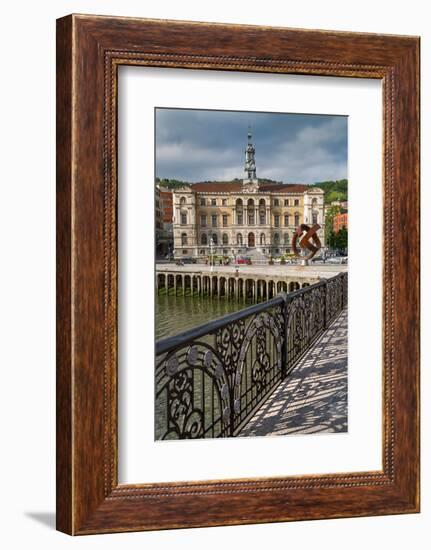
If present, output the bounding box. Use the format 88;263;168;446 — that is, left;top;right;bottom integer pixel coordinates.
201;233;207;245
180;196;187;205
237;233;243;245
236;198;243;225
181;233;188;246
259;198;266;225
211;234;218;246
260;233;266;245
294;212;300;227
274;233;280;245
284;233;290;244
247;198;255;225
284;214;290;226
222;233;228;245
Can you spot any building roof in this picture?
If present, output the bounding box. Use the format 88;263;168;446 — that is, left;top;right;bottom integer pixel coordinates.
189;181;313;194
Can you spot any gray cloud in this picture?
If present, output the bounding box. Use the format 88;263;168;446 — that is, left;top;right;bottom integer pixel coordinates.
155;108;347;184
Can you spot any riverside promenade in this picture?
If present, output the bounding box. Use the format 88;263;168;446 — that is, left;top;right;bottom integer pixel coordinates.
156;263;347;301
239;308;348;437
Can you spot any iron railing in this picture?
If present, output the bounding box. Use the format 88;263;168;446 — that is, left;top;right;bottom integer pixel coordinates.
155;272;347;440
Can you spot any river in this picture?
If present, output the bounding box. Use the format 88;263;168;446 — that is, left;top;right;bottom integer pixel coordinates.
156;294;250;340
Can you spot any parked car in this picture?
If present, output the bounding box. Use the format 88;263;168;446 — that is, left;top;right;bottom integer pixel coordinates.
326;256;348;265
235;255;250;265
176;256;196;264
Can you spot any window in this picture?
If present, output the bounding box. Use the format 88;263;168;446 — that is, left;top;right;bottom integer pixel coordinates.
259;213;265;225
222;199;227;206
237;213;243;225
182;249;188;255
181;233;188;246
294;199;299;206
222;214;228;227
200;197;206;206
201;233;208;245
237;233;243;245
248;213;255;225
312;211;318;225
200;249;205;255
294;213;300;226
223;249;228;255
181;213;187;225
284;233;290;244
274;198;279;206
200;214;207;227
212;234;218;245
284;199;289;206
211;214;217;227
274;233;280;244
211;198;217;206
222;233;228;245
284;214;289;226
260;233;265;245
274;214;280;227
180;196;186;205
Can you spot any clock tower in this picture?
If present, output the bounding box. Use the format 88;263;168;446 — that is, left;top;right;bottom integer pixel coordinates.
243;128;259;192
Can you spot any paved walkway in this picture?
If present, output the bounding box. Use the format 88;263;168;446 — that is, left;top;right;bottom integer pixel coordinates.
239;309;348;437
156;262;347;279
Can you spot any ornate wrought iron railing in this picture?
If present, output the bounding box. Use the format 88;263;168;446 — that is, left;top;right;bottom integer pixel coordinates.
155;272;347;440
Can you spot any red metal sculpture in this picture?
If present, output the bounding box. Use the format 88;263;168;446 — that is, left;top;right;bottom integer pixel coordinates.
292;223;322;260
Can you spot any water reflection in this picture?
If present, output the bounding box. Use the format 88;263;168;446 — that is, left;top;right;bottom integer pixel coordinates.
156;294;249;340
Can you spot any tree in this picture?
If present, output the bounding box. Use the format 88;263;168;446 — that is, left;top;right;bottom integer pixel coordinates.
335;227;348;251
324;205;341;250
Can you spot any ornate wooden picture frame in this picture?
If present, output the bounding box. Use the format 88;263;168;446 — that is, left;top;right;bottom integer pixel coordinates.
56;14;420;534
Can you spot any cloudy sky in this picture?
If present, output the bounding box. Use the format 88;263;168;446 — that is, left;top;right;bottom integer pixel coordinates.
155;108;347;184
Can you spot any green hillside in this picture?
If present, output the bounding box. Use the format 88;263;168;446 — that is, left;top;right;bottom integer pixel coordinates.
156;178;191;190
311;179;348;204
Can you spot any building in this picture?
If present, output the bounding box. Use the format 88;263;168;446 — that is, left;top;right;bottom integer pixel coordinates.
330;199;348;209
159;189;174;255
171;130;325;258
155;185;173;257
333;212;348;233
159;189;173;223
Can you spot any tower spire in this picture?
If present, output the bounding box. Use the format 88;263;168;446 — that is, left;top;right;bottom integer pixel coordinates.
244;126;257;183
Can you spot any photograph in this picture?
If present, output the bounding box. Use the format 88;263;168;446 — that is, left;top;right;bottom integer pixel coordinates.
154;108;348;440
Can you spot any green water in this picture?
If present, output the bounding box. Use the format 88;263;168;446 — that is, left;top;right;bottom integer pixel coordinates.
156;294;249;340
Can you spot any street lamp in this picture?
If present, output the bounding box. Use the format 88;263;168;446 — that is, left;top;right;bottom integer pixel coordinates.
210;235;214;272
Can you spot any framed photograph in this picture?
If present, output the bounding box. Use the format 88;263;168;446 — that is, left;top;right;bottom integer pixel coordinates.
56;14;420;534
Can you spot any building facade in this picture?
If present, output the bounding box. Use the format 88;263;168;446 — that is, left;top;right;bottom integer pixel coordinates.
333;212;348;233
171;131;325;258
155;185;174;257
